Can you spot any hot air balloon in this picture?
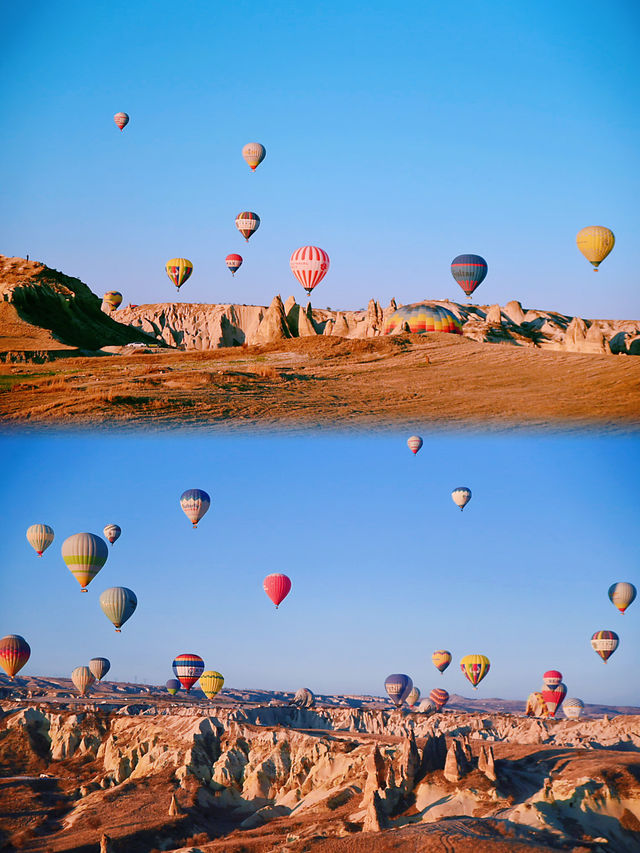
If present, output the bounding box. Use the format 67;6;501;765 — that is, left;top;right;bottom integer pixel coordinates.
289;246;330;296
99;587;137;632
608;582;636;615
563;698;585;720
235;212;260;242
384;673;413;706
242;142;266;171
292;688;315;708
383;302;462;335
166;678;181;695
172;654;204;692
460;654;490;689
71;666;95;696
165;258;193;290
525;692;549;718
541;682;566;717
89;657;110;682
263;573;292;608
103;524;121;545
542;670;563;690
26;524;54;557
113;112;129;130
429;687;450;710
226;254;243;275
417;699;437;715
0;635;30;679
406;687;421;708
200;671;224;699
407;436;423;455
451;488;472;511
61;533;109;591
180;489;211;528
591;630;619;663
432;650;452;674
450;255;488;299
576;227;615;271
102;291;123;312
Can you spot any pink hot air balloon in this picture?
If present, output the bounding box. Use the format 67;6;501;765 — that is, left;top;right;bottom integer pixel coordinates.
290;246;330;296
407;436;423;455
263;573;292;609
226;254;243;275
113;112;129;131
541;682;567;718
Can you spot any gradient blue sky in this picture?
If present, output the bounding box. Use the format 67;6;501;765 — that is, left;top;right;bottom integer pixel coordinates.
0;431;638;705
1;1;638;318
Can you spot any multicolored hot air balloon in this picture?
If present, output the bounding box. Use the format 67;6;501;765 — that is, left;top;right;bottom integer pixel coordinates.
451;488;472;511
226;254;243;275
263;573;292;608
563;698;584;719
383;302;462;335
113;112;129;130
235;212;260;242
242;142;266;171
0;635;30;679
61;533;109;591
200;671;224;699
384;673;413;706
450;255;488;299
99;587;137;632
542;670;563;690
542;682;566;717
576;227;615;271
460;654;490;689
429;687;450;710
407;436;423;455
89;657;110;682
166;678;181;695
180;489;211;528
102;291;123;312
432;650;452;674
406;686;421;708
165;258;193;290
71;666;95;696
290;246;330;296
172;654;204;692
292;688;315;708
26;524;54;557
591;630;619;663
608;582;636;615
103;524;121;545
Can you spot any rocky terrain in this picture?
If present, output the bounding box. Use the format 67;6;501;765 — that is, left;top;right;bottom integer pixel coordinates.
1;693;639;853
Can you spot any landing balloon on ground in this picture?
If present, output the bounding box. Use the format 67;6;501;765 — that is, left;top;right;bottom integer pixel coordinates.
292;688;315;708
563;698;584;719
61;533;109;591
26;524;54;557
383;302;462;335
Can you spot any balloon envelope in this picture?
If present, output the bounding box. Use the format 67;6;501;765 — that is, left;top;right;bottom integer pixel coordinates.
407;436;423;455
290;246;330;295
429;688;450;710
563;698;584;719
103;291;122;311
26;523;54;556
0;634;30;678
165;258;193;290
384;673;413;706
292;687;315;708
180;489;211;528
103;524;121;545
113;112;129;130
451;488;471;510
450;254;488;298
61;533;109;590
242;142;266;171
460;654;490;688
200;671;224;699
406;687;421;708
417;699;437;715
71;666;95;696
576;226;614;270
541;682;566;717
432;650;452;673
542;670;563;689
383;302;462;335
263;573;292;608
591;630;619;662
89;657;110;681
166;679;181;695
608;582;636;614
226;254;243;275
235;212;260;242
172;654;204;691
99;587;137;632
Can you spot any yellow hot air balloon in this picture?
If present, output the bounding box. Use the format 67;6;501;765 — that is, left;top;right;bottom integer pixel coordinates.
576;226;615;271
460;654;490;689
165;258;193;290
199;670;224;699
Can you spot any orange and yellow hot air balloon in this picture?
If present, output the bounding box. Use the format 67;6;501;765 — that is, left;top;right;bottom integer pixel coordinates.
432;650;452;674
576;226;615;271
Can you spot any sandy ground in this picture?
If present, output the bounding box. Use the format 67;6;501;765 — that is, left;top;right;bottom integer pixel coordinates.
1;335;639;432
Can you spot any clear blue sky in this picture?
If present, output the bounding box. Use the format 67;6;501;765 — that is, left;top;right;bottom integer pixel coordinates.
0;430;638;705
1;1;638;318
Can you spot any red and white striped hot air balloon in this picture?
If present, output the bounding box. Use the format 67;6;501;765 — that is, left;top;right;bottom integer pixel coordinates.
407;436;423;455
289;246;330;296
113;112;129;131
263;573;292;609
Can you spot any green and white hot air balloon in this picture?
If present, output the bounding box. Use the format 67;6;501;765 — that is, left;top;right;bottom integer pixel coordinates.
71;665;95;696
99;587;137;632
61;533;109;591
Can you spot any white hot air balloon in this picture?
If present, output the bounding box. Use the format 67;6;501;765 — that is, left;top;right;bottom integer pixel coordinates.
451;487;472;511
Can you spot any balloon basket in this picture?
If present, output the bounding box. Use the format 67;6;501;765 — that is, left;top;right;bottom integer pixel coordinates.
115;629;121;633
81;588;88;593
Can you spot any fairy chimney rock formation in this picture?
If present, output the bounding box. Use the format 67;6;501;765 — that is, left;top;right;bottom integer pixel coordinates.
478;743;497;781
443;738;472;782
504;300;526;325
362;789;388;832
250;295;292;345
296;303;317;337
485;304;502;326
169;792;182;815
332;312;350;337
